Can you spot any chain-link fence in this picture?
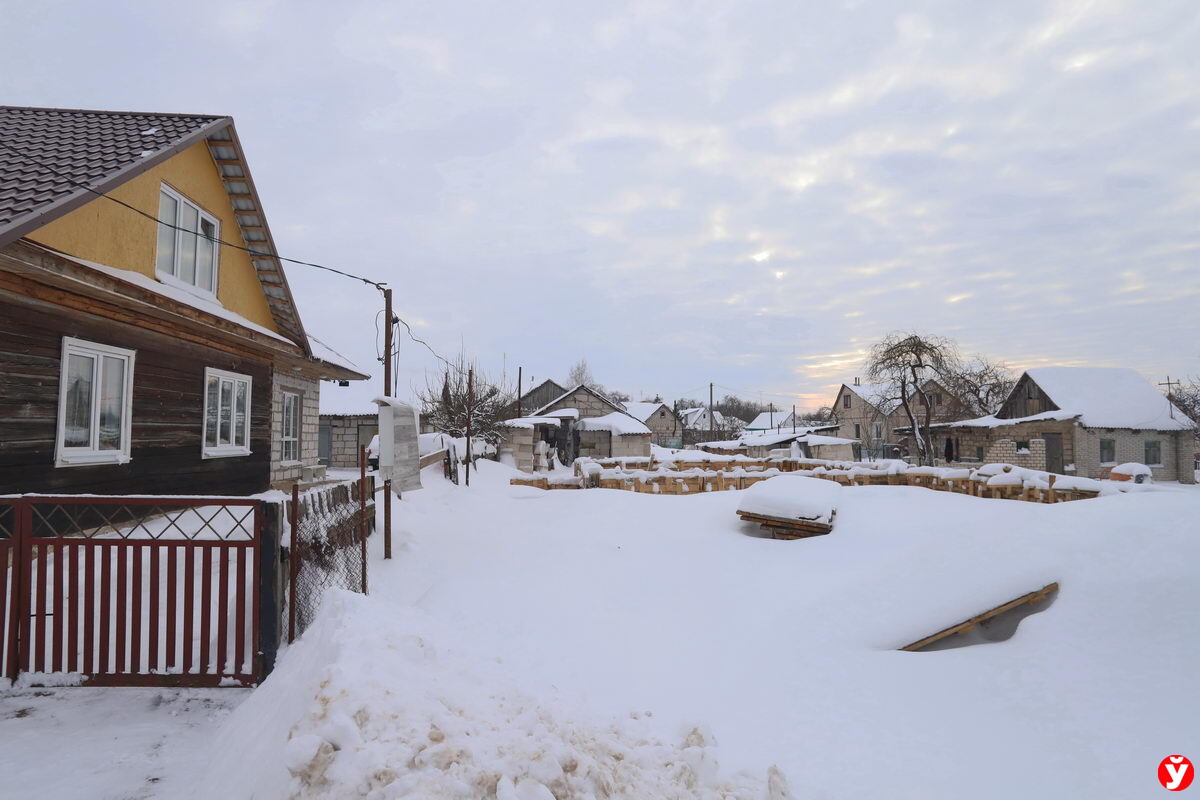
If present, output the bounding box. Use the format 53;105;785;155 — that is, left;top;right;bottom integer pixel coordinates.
286;479;374;640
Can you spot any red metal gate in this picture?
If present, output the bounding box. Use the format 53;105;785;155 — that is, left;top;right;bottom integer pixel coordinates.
0;495;261;687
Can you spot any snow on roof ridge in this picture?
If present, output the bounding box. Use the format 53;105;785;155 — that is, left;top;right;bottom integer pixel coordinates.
1022;366;1194;431
575;411;652;436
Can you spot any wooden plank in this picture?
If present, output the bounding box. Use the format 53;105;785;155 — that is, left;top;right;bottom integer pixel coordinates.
900;582;1059;652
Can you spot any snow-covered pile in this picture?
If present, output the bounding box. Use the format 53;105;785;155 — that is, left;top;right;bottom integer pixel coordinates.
198;591;785;799
735;475;840;524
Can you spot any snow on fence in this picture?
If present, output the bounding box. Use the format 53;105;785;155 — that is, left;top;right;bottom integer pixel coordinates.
508;457;1105;503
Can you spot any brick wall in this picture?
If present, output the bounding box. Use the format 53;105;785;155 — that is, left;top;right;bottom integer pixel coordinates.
321;414;377;470
271;373;321;484
1074;427;1192;483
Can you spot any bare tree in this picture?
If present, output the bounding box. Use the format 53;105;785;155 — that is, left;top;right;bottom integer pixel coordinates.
566;359;594;388
416;351;513;447
1169;377;1200;423
940;356;1016;417
865;333;958;465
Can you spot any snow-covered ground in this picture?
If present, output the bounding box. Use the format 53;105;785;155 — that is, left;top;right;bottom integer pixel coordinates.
0;686;244;799
200;461;1198;798
5;461;1198;798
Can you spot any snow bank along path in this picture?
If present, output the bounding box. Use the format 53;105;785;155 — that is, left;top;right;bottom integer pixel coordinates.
200;460;1200;798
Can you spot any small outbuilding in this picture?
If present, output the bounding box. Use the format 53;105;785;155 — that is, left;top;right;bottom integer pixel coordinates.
928;367;1196;483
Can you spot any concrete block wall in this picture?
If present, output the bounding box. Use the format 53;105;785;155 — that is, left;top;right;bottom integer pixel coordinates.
271;373;320;484
611;434;651;458
321;414;377;470
983;438;1047;470
1074;427;1192;483
540;389;614;420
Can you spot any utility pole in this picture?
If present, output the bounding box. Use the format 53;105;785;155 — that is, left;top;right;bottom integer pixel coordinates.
769;402;775;429
1160;376;1182;419
517;366;523;417
709;382;715;439
465;367;474;486
383;288;394;397
792;404;796;433
381;287;394;558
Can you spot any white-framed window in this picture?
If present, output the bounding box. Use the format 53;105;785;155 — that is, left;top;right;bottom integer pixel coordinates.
1144;440;1162;467
156;184;219;296
56;338;135;467
281;391;300;463
872;422;883;441
202;368;251;458
843;394;852;409
1099;438;1115;465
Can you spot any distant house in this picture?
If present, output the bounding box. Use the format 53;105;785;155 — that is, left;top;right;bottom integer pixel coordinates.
533;384;628;420
831;378;966;460
505;378;567;418
621;401;681;447
744;409;797;432
496;384;651;465
928;367;1195;483
678;407;742;445
0;106;367;496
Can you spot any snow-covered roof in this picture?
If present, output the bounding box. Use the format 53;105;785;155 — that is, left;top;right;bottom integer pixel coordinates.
308;333;368;378
575;412;652;436
499;416;564;430
1021;367;1194;431
745;410;795;431
622;402;669;423
843;382;898;413
802;434;858;446
544;408;579;420
532;384;626;416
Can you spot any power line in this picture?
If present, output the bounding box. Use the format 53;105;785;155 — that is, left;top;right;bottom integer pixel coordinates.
0;140;385;289
2;138;473;374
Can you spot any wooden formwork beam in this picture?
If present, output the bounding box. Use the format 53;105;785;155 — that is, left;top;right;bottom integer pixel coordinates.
899;582;1059;652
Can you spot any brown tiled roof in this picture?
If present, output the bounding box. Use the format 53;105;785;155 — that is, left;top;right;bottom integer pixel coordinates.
0;106;310;353
0;106;229;238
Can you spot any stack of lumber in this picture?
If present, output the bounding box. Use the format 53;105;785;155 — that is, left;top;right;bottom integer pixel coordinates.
735;475;840;540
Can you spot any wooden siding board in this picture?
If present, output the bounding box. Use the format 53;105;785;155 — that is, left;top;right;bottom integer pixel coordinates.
0;295;271;495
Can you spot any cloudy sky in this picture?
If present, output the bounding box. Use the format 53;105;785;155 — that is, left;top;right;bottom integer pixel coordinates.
5;0;1199;412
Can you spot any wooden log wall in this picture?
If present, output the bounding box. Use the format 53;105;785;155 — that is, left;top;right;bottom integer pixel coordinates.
0;295;272;496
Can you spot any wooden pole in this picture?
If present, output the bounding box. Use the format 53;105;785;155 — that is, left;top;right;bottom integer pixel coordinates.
288;483;299;643
359;445;369;593
383;478;392;559
383;288;394;397
709;382;714;439
516;366;522;417
465;368;473;487
792;404;796;433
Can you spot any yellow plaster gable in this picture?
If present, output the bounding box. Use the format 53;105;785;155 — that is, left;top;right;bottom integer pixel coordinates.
26;141;279;333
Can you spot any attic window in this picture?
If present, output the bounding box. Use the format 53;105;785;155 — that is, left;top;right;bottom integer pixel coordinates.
156;185;219;296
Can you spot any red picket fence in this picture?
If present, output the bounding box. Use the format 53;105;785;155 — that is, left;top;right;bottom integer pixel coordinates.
0;495;261;687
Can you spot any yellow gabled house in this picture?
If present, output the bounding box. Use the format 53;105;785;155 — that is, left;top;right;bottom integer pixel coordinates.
0;106;367;495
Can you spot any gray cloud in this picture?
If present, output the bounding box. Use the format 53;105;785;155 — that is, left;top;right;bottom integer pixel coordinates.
2;0;1197;411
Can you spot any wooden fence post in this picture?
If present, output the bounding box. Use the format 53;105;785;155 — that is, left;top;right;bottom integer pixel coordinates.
288;484;298;644
383;479;392;559
360;445;369;594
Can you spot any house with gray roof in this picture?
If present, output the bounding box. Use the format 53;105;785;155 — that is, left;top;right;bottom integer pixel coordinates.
0;105;366;496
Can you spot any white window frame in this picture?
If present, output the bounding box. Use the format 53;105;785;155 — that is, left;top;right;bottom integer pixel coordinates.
281;391;301;464
1144;440;1163;467
872;422;883;441
202;367;252;458
55;337;135;467
156;184;220;298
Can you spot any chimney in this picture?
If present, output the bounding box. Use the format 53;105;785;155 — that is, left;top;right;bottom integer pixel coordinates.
854;377;860;386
